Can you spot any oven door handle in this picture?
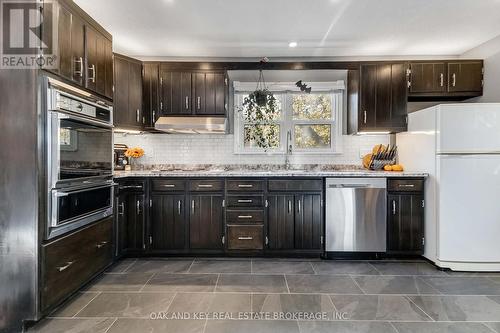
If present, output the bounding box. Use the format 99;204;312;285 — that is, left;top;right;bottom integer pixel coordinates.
50;109;113;129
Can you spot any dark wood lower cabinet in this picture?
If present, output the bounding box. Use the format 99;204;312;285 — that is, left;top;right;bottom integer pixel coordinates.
267;195;295;250
115;184;146;256
150;194;186;250
294;194;322;250
189;194;224;250
387;193;424;254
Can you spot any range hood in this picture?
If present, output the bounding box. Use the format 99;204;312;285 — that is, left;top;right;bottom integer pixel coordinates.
154;116;227;134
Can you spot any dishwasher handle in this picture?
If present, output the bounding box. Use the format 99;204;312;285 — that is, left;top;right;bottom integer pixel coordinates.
328;184;372;189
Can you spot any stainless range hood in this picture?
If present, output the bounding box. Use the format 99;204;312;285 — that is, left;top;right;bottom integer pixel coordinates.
155;116;227;134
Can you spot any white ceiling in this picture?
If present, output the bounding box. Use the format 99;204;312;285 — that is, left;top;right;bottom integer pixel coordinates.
74;0;500;59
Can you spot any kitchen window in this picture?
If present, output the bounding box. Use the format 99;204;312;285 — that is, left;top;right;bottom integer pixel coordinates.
234;82;344;154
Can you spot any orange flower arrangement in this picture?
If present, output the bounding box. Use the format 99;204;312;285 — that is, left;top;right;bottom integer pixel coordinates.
124;147;144;159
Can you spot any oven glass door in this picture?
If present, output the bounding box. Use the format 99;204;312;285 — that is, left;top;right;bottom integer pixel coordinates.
53;185;112;226
50;112;112;183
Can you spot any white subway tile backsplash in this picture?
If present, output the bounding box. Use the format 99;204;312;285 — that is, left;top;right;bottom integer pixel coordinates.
114;133;390;166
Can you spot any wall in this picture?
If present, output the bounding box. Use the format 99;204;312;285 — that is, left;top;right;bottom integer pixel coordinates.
461;34;500;103
114;132;390;166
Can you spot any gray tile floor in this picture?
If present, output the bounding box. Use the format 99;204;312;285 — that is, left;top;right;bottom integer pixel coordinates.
29;258;500;333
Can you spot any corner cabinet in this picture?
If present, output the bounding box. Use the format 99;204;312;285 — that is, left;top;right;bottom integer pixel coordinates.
113;54;144;130
408;60;483;100
45;0;112;100
387;178;425;255
348;62;408;134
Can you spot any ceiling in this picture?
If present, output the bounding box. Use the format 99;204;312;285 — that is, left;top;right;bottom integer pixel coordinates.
74;0;500;59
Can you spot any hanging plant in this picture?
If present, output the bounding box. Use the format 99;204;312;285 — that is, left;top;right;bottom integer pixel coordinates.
239;70;280;150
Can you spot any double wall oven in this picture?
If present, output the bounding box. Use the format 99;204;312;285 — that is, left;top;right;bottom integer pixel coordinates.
44;77;114;240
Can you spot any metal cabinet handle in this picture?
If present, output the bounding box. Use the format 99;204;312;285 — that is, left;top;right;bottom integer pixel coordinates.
265;199;269;208
177;200;182;215
238;199;253;203
452;73;456;87
238;184;253;188
198;184;213;188
185;96;189;110
238;237;253;240
440;73;444;87
363;110;367;124
88;64;96;83
162;184;176;188
120;185;143;190
197;96;201;109
74;57;83;77
96;241;108;249
57;261;74;272
238;215;253;219
136;200;141;215
191;200;195;213
136;109;140;123
288;200;292;213
398;184;415;188
118;202;125;215
392;200;396;215
298;199;301;213
160;102;164;111
152;110;156;123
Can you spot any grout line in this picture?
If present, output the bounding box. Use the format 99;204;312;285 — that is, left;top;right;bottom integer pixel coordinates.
327;294;339;314
72;292;101;318
122;259;138;273
202;318;209;333
250;259;253;274
350;275;366;295
404;295;435;322
284;275;291;294
369;262;383;275
485;322;500;333
415;276;443;295
139;273;156;292
103;317;118;333
309;262;318;275
214;274;220;293
389;321;401;333
186;259;195;273
164;292;177;313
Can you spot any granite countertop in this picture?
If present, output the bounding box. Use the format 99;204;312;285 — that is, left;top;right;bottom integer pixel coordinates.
114;164;427;178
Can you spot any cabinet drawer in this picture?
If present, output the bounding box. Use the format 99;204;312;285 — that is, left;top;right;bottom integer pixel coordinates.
388;179;424;192
227;225;263;250
118;180;146;192
152;179;186;192
226;210;264;223
226;195;264;207
268;179;323;192
226;179;265;192
189;179;224;192
42;218;113;311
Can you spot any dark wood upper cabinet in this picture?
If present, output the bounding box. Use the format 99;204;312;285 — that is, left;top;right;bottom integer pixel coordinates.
195;72;227;116
143;63;160;128
408;60;483;99
113;54;143;130
447;61;483;93
46;0;112;99
352;62;408;133
150;194;186;250
189;194;224;250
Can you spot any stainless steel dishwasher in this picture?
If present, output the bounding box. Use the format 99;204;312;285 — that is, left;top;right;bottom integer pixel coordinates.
325;178;387;253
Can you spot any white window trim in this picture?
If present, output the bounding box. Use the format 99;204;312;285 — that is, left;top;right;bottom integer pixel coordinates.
233;81;344;155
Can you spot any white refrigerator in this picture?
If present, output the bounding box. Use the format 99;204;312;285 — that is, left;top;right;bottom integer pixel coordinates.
397;104;500;271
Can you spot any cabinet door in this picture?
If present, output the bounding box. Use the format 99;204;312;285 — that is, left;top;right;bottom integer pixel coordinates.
387;194;424;254
267;195;295;250
390;63;409;130
448;62;483;93
294;194;322;250
359;64;377;130
85;26;98;92
171;72;192;114
143;63;159;127
113;56;130;128
115;193;127;257
205;72;226;116
55;2;72;80
189;195;223;249
374;64;392;128
129;61;144;127
95;34;113;99
193;72;206;114
159;71;173;115
125;193;146;251
70;13;85;86
410;62;446;93
151;194;186;250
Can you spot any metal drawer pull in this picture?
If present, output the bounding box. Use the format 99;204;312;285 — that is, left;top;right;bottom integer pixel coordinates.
238;184;253;188
238;215;253;219
57;261;74;272
238;199;253;203
162;184;176;188
398;184;415;188
96;241;108;249
120;185;143;190
452;73;457;87
238;236;253;240
198;184;213;188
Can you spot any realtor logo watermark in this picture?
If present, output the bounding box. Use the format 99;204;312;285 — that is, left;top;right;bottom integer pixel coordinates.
1;0;57;68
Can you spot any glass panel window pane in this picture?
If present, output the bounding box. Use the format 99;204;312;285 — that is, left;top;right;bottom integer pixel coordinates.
244;124;280;149
240;93;282;122
294;124;331;149
292;94;332;121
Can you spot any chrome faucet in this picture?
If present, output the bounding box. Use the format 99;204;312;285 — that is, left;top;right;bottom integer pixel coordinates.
284;130;292;170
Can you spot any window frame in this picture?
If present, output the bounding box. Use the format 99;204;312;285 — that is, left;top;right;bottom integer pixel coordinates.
234;83;344;155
